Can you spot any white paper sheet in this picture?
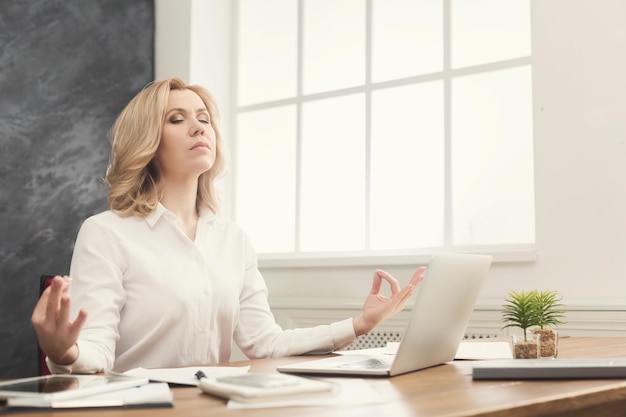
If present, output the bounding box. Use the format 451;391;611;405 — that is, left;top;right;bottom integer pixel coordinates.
455;341;513;360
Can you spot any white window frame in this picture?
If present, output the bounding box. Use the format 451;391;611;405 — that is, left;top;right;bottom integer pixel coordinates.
154;0;538;269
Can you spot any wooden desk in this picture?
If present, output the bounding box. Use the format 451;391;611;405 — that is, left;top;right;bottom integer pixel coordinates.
3;337;626;417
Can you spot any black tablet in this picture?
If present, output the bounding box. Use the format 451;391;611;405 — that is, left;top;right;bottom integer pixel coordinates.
0;374;149;401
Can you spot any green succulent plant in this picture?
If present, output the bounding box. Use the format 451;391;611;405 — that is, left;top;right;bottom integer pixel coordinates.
502;290;537;340
533;290;566;329
502;289;566;340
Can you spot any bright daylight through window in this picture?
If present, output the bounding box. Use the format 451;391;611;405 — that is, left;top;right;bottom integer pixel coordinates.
232;0;534;263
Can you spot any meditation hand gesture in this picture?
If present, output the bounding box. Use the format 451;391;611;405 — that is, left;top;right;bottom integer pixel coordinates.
31;276;87;365
353;267;426;336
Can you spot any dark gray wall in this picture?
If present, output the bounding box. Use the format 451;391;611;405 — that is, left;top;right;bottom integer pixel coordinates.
0;0;154;378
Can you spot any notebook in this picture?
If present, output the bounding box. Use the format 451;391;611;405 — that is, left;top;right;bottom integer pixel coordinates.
277;253;492;377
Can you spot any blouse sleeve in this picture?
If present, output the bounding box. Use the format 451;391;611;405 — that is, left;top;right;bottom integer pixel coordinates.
232;236;356;359
48;217;125;374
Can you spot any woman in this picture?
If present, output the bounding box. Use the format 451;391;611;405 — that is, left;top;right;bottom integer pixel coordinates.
31;78;425;374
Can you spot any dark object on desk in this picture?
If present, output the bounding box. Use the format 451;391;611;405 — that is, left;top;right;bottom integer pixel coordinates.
472;358;626;380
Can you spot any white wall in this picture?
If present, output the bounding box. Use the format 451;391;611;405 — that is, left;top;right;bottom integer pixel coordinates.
155;0;626;336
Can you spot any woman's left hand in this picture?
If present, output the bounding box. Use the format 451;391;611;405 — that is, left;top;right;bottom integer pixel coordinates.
352;267;425;336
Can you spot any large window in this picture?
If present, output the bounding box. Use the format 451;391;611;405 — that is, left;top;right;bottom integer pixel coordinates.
232;0;534;265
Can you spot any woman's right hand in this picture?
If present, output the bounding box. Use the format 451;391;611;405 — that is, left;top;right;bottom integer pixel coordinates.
31;275;87;365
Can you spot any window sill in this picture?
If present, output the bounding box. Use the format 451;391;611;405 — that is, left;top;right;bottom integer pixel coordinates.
257;244;538;269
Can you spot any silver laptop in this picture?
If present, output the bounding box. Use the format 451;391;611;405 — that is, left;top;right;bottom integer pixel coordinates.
277;253;492;377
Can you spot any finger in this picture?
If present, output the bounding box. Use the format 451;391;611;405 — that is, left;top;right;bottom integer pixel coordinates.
57;294;72;328
369;270;384;294
377;270;401;295
396;285;417;305
409;266;426;286
68;309;88;341
31;289;50;324
59;275;72;294
394;273;423;305
44;277;66;322
49;275;71;326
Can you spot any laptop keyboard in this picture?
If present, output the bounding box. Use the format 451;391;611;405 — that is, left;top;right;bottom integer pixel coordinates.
337;357;393;370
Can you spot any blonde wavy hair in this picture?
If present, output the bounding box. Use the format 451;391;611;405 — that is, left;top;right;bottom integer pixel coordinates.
105;77;225;217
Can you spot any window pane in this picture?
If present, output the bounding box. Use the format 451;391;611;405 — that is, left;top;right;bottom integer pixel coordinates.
370;82;445;250
451;0;531;68
372;0;443;82
235;106;297;252
303;0;365;95
238;0;297;105
232;0;535;259
300;95;365;251
452;66;535;245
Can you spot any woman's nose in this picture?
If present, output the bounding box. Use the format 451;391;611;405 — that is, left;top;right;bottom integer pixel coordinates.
191;120;205;136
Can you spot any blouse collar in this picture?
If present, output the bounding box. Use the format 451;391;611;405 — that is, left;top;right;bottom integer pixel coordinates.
145;202;217;227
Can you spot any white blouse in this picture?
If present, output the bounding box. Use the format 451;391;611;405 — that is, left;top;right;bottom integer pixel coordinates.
48;203;355;373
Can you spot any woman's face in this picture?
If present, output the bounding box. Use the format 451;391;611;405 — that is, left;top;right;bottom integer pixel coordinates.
154;89;217;180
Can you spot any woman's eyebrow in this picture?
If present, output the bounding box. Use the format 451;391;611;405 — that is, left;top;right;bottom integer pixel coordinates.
165;107;209;115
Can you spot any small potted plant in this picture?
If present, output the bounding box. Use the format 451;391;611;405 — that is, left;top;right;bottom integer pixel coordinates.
502;290;540;359
531;290;566;358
